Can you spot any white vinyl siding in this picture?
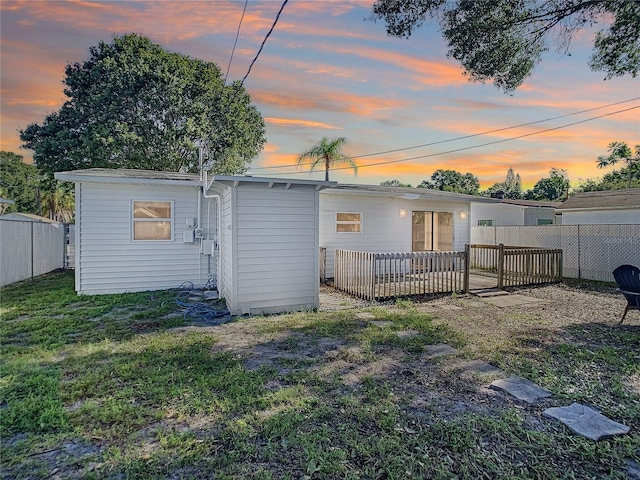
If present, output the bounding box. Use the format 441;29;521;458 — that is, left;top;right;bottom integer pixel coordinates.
560;209;640;225
319;192;470;279
76;182;204;294
230;184;319;315
219;187;235;310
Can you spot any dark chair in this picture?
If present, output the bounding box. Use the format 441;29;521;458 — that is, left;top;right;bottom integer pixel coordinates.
612;264;640;324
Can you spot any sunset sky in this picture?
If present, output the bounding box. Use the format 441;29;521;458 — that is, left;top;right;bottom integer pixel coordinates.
1;0;639;189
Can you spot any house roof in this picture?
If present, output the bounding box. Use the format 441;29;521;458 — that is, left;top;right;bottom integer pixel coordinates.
0;197;14;204
500;199;561;208
55;168;201;186
326;184;498;203
557;188;640;211
0;213;60;224
55;168;335;190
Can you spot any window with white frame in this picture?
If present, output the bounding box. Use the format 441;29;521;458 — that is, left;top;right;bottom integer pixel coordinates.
336;212;362;233
132;201;173;240
477;219;494;226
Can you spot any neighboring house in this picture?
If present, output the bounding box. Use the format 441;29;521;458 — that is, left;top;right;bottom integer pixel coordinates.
55;168;334;316
319;184;497;279
471;198;559;227
556;188;640;225
0;212;61;225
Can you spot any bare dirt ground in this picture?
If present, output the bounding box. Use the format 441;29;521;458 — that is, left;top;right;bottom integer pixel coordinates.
193;281;639;380
192;281;639;406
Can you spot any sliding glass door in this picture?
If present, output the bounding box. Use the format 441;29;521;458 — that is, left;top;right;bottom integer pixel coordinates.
411;211;453;252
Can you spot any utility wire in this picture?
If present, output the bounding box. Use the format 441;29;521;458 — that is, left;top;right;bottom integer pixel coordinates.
225;0;248;82
251;97;640;171
261;105;640;176
240;0;289;85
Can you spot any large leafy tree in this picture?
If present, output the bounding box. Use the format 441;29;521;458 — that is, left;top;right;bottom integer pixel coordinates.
483;167;523;198
576;166;640;192
371;0;640;92
596;141;640;188
297;137;357;181
0;151;42;214
20;34;266;175
525;168;570;201
418;168;479;195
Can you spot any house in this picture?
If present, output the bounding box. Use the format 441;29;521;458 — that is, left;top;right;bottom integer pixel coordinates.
55;168;334;315
0;212;61;225
319;184;497;279
470;198;559;227
556;188;640;225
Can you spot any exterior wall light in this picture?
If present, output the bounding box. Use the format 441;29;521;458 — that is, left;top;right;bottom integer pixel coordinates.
459;210;468;220
399;208;407;218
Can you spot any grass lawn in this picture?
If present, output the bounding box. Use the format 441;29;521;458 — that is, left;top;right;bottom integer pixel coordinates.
1;270;638;479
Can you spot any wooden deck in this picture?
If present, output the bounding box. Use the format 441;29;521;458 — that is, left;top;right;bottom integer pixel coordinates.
332;246;562;301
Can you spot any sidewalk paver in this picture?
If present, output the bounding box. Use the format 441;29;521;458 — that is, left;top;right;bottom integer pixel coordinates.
543;403;631;440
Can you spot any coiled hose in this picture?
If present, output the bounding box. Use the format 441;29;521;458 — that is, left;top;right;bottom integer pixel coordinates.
166;281;231;325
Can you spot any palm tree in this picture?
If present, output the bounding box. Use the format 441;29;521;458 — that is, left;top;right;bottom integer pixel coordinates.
41;184;74;223
597;141;640;188
297;137;357;181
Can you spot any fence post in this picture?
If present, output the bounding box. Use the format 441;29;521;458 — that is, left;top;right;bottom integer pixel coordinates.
497;243;504;289
30;222;34;280
464;244;470;292
319;247;326;284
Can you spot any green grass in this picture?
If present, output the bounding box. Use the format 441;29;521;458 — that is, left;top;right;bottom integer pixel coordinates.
1;271;639;479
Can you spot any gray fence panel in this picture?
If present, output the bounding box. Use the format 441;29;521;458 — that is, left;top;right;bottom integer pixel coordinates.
0;220;65;287
471;224;639;282
33;222;65;277
1;221;32;286
578;224;640;282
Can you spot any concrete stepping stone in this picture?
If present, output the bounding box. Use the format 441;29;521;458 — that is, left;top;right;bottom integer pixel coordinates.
628;459;640;480
424;343;460;358
490;375;553;403
471;288;510;297
396;330;422;339
369;320;393;328
484;294;546;307
543;403;630;440
356;312;377;320
454;359;505;377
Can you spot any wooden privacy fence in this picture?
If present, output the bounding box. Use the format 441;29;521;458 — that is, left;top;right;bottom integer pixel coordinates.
469;244;562;288
334;249;467;301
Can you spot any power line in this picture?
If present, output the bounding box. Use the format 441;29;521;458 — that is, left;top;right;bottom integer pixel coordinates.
240;0;289;85
225;0;248;82
251;97;640;171
261;105;640;176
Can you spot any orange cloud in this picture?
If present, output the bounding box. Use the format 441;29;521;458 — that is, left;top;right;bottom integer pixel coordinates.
265;117;341;130
319;44;466;88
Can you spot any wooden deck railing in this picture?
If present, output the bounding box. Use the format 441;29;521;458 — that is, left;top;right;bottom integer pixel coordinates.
333;245;563;301
334;249;467;301
469;244;562;288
